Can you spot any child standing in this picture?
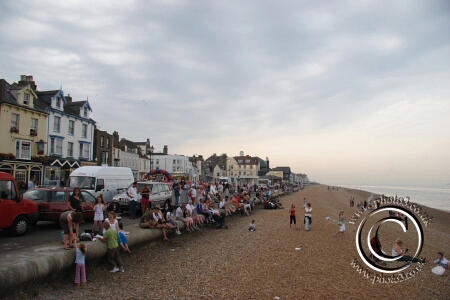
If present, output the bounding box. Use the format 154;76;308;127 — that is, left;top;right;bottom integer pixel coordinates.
74;242;87;286
93;194;105;234
334;210;346;237
248;219;256;231
290;204;296;229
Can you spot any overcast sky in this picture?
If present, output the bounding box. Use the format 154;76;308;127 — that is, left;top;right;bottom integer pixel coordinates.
1;0;449;185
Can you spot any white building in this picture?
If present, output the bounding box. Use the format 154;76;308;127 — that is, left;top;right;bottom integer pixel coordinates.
37;89;95;186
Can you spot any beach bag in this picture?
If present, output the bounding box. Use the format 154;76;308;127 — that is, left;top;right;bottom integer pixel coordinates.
432;266;445;276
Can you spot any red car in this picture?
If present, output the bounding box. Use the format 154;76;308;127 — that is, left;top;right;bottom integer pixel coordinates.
22;188;96;222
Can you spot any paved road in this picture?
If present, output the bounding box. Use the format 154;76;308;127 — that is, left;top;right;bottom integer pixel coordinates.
0;213;140;253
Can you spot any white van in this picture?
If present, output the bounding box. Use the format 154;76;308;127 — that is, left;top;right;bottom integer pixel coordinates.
219;177;232;185
68;167;134;202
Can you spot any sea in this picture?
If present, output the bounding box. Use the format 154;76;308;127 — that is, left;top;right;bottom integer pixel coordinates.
336;184;450;213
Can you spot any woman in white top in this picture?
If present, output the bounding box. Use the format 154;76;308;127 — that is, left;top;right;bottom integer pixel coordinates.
104;211;120;235
304;203;312;231
392;239;426;263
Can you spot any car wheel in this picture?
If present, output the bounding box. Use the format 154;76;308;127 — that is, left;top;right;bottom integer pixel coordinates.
164;200;170;211
10;216;29;236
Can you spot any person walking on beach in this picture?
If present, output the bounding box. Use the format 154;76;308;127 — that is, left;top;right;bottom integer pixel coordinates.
290;204;296;229
305;203;312;231
74;242;87;286
334;210;346;237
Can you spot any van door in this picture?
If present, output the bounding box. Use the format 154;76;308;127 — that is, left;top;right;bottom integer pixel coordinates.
0;179;18;228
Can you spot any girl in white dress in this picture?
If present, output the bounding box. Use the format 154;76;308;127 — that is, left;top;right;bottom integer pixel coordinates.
92;194;105;234
334;210;346;237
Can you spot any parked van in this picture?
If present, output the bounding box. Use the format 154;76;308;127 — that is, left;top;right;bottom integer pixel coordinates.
219;177;232;185
68;166;134;202
112;181;172;213
0;171;39;236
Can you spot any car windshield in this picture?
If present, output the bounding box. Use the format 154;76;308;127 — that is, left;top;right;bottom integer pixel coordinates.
69;176;95;190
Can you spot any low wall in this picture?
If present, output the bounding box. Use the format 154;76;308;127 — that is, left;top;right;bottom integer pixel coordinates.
0;220;186;295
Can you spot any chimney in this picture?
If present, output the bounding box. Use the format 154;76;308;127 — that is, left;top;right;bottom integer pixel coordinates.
66;94;72;103
266;157;269;170
113;131;120;145
163;145;168;154
18;75;37;90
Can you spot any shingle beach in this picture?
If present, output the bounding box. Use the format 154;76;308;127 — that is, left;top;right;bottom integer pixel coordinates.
5;185;450;300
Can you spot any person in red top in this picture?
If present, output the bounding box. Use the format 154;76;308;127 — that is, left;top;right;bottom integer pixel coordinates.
290;204;296;229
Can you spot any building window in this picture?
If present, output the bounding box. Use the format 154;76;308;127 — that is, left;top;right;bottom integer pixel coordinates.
24;93;30;105
15;140;31;159
246;159;250;163
56;97;61;109
67;142;74;157
173;159;176;164
68;120;74;135
50;138;63;155
82;124;87;138
156;159;159;165
100;136;104;147
31;118;38;131
101;151;108;164
11;113;20;129
106;138;110;149
83;107;88;117
54;116;61;132
79;143;89;158
30;118;38;136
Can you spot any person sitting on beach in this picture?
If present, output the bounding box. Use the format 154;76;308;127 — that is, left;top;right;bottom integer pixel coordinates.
248;219;256;231
433;252;449;269
231;195;244;212
165;208;182;235
176;204;195;233
149;207;169;241
104;211;121;235
140;208;155;228
186;200;202;228
391;238;426;263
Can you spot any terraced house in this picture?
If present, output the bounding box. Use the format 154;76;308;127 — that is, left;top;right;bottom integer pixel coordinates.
0;76;49;188
0;75;96;188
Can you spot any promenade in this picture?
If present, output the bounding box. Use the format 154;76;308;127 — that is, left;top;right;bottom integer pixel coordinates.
2;185;450;299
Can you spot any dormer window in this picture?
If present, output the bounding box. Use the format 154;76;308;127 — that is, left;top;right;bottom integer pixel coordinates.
83;107;88;117
56;97;61;109
24;93;30;105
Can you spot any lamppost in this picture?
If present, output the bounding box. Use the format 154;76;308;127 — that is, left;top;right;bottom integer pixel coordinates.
149;145;154;177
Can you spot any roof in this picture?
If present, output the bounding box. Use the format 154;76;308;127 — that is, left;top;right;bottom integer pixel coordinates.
234;155;258;165
0;79;48;114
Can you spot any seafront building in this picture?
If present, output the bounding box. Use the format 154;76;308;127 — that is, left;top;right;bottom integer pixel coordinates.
0;74;308;187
